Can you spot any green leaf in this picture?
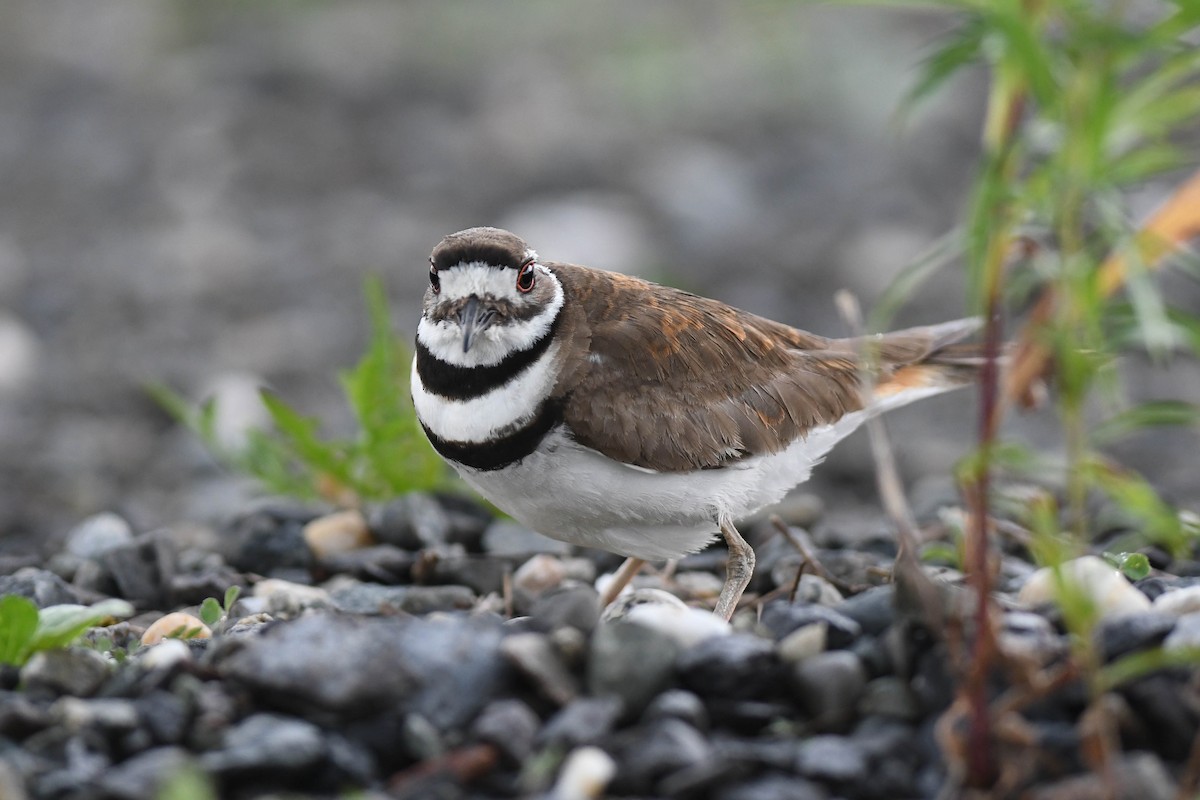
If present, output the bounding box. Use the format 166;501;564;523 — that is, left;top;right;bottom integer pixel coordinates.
900;20;986;117
1103;551;1152;581
1099;645;1200;692
0;595;39;666
30;599;134;654
1092;401;1200;444
223;585;241;614
199;597;222;627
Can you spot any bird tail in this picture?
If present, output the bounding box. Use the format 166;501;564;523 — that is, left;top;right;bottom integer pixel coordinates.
861;318;991;403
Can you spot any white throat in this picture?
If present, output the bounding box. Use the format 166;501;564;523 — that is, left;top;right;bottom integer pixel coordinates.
416;264;563;368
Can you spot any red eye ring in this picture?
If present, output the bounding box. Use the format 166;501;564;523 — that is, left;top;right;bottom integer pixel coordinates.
516;260;536;293
429;260;440;294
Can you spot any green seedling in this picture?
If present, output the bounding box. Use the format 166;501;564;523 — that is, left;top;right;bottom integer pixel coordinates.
0;595;134;667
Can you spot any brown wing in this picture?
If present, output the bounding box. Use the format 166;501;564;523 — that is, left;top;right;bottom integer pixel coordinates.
550;264;868;472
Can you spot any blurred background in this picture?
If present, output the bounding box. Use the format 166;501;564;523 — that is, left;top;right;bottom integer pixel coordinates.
0;0;1193;555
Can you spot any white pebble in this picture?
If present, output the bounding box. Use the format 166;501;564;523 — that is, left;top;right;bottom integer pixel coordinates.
601;588;730;648
65;512;134;559
512;554;567;595
1152;585;1200;617
138;637;192;670
778;622;828;663
552;746;617;800
1017;556;1150;619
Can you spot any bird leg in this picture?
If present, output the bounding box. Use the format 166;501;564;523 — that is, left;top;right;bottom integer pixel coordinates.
714;513;755;621
598;557;646;606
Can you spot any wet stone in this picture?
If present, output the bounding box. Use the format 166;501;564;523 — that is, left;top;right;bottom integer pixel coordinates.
200;712;327;775
329;583;475;616
369;493;452;551
22;648;111;697
643;690;709;731
471;699;540;763
217;613;507;730
790;651;867;732
1095;611;1177;661
0;568;81;607
794;734;867;783
613;718;712;795
760;602;861;649
677;633;779;701
65;512;135;560
835;585;896;636
538;696;623;749
588;619;683;714
714;773;830;800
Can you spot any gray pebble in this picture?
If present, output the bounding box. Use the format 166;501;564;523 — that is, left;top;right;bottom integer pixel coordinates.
369;493;451;550
760;602;861;648
794;734;867;782
643;689;709;731
1095;611;1177;661
22;649;110;697
538;696;622;749
677;633;779;701
714;773;830;800
95;746;191;800
501;632;579;707
835;585;896;635
587;619;682;714
617;718;711;793
529;584;601;634
0;568;80;608
858;677;920;721
1164;612;1200;651
201;713;326;774
790;651;867;732
472;699;540;763
65;512;135;560
329;583;475;615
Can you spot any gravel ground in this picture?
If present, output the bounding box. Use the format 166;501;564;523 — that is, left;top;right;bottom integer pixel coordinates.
2;494;1200;799
3;3;1200;798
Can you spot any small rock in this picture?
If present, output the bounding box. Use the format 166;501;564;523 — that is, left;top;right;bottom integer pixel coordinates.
794;734;867;782
472;699;540;763
501;632;579;706
1025;752;1175;800
1095;612;1177;661
137;638;192;671
792;574;845;607
1152;585;1200;617
253;578;330;617
64;513;135;560
512;554;567;596
51;697;139;734
104;535;174;609
303;509;373;560
714;773;830;800
135;690;190;745
858;676;921;721
999;611;1066;664
316;544;415;584
617;718;712;793
141;613;211;647
369;493;452;550
228;507;314;575
217;614;507;730
835;585;896;635
778;624;828;663
329;583;475;615
671;570;725;602
416;550;508;595
643;690;709;731
601;588;730;648
552;746;617;800
201;713;327;774
790;651;868;732
22;648;110;697
677;634;779;701
539;697;623;749
588;618;682;713
0;568;81;608
1164;612;1200;651
482;520;571;556
1019;556;1151;619
529;584;601;634
96;747;192;800
760;601;861;649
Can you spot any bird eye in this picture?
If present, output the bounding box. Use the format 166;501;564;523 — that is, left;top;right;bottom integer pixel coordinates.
429;260;440;294
516;260;536;293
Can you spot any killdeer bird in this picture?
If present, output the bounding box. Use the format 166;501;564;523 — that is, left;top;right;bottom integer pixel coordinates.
413;227;979;620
